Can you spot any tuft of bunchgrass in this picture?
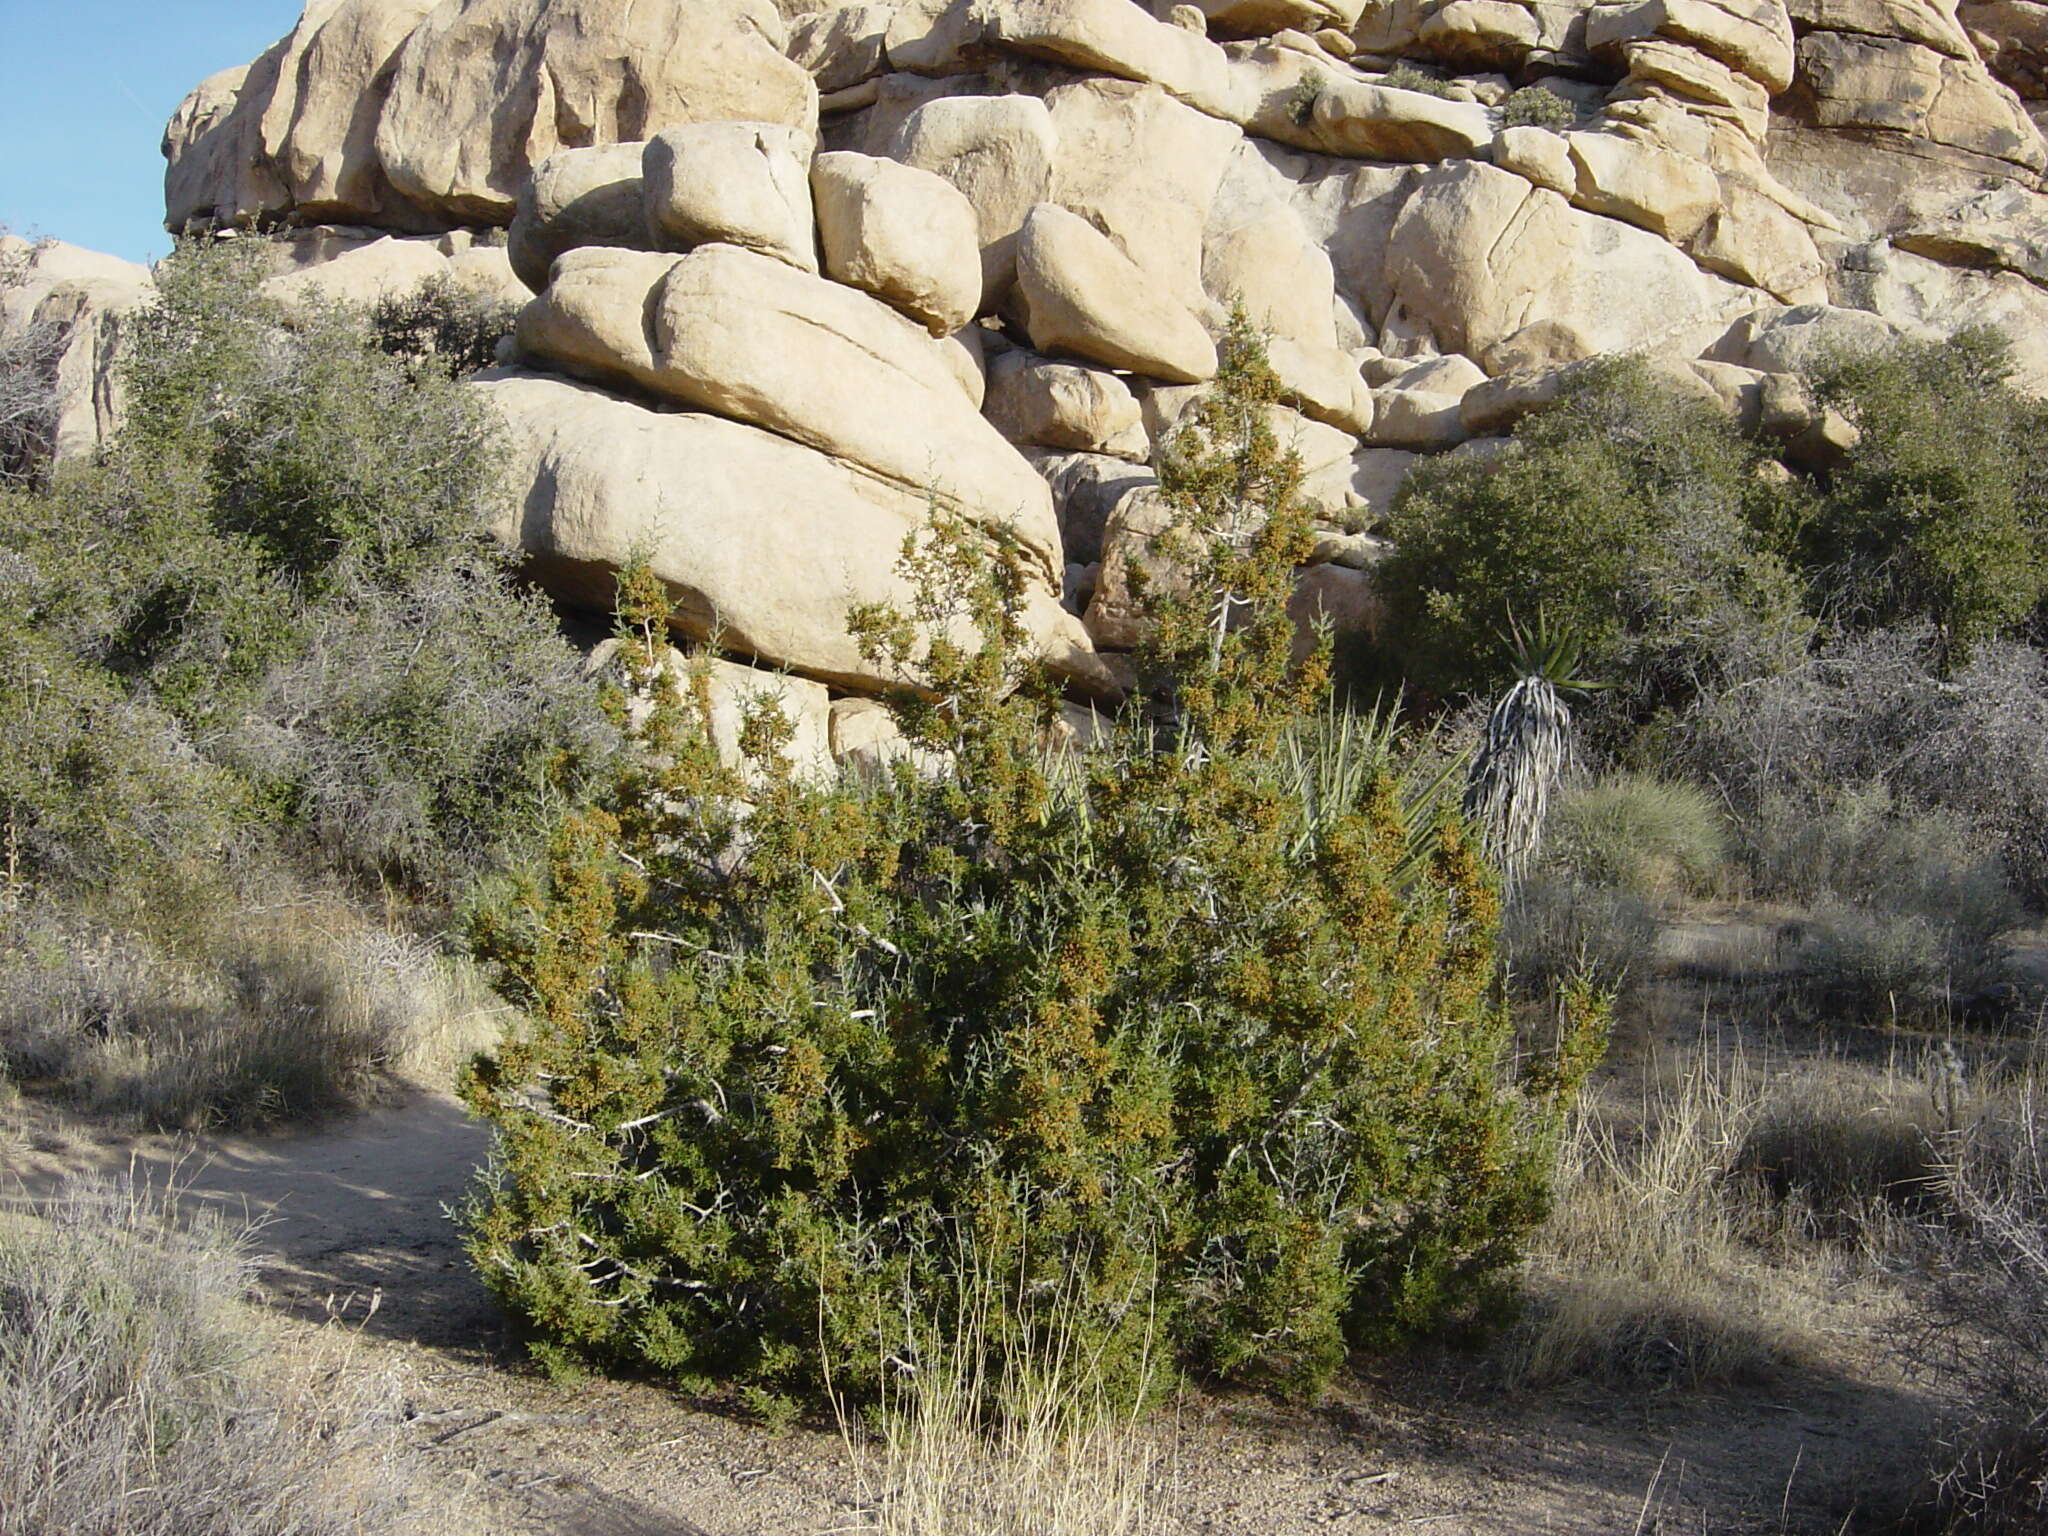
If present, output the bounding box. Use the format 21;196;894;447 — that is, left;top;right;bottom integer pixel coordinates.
834;1248;1162;1536
1544;772;1728;902
0;893;503;1128
1510;1045;1947;1388
0;1172;436;1536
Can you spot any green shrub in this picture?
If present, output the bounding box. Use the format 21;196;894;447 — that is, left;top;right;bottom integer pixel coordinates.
0;240;603;899
459;321;1607;1411
1544;772;1727;900
370;273;520;378
1501;86;1573;129
1378;360;1809;726
1286;70;1325;125
1380;61;1456;98
1802;329;2048;655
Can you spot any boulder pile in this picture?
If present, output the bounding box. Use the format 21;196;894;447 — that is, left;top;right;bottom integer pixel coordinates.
19;0;2048;759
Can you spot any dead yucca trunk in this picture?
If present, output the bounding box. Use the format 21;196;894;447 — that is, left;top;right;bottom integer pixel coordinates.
1464;672;1576;895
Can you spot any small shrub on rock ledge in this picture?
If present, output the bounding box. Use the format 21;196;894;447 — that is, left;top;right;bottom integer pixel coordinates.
459;320;1606;1412
1502;87;1574;131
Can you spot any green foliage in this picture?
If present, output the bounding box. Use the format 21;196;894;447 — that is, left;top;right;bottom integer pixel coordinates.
1380;61;1456;98
1286;70;1325;126
370;274;521;379
1502;86;1574;129
1378;360;1810;722
0;239;601;899
1545;773;1728;900
1800;328;2048;656
460;318;1602;1411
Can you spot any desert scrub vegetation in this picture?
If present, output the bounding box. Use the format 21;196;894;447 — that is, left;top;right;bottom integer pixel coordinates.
1383;335;2048;1033
370;273;521;379
0;1173;432;1536
1377;359;1810;726
1378;61;1457;97
0;891;503;1128
0;237;602;1125
835;1239;1161;1536
1800;327;2048;653
458;318;1609;1414
0;231;67;487
1906;1074;2048;1531
1511;1043;1950;1389
1501;85;1574;129
1381;332;2048;714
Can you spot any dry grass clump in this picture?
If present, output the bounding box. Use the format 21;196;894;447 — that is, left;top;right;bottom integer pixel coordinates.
0;893;501;1128
1730;1055;1948;1255
1509;1045;1946;1388
1900;1074;2048;1532
1502;876;1660;1001
0;1173;436;1536
836;1265;1162;1536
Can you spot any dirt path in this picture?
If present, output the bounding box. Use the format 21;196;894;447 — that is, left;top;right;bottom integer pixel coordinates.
3;1090;1947;1535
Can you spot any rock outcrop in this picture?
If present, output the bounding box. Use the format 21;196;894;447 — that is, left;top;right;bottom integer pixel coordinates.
11;0;2043;765
0;238;155;467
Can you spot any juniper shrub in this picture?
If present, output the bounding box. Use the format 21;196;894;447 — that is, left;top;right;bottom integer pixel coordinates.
459;319;1608;1412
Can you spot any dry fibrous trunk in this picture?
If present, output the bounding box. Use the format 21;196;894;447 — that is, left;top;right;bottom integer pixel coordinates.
1464;674;1575;895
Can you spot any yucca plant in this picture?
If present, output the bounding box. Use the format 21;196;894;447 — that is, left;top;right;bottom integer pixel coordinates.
1464;617;1603;895
1278;698;1464;875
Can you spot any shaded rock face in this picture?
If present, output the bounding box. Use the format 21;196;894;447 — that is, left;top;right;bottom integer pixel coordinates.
102;0;2048;735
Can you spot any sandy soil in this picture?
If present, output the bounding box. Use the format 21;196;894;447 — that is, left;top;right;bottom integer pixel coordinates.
3;1062;1947;1536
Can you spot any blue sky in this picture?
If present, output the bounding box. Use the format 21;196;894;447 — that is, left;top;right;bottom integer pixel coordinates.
0;0;303;265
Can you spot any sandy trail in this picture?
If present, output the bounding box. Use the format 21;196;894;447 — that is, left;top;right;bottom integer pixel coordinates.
4;1086;1947;1535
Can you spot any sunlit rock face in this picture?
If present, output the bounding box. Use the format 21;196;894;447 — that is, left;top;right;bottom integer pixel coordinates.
110;0;2048;706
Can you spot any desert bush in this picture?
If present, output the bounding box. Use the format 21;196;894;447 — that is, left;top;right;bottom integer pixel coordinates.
0;892;494;1128
1378;360;1808;725
1380;61;1456;97
1738;788;2022;1024
219;554;599;887
1905;1077;2048;1532
1802;328;2048;654
1500;875;1659;1001
0;239;603;900
1544;772;1728;901
1501;85;1573;129
460;321;1606;1412
0;1174;426;1536
0;233;66;487
1672;625;2048;904
0;611;244;893
371;273;520;379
